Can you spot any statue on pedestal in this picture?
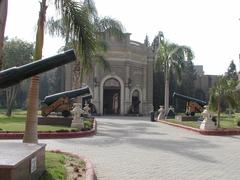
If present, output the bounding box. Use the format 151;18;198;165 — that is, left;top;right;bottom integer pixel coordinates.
71;103;84;129
112;93;119;114
200;105;217;130
83;103;91;117
157;106;165;120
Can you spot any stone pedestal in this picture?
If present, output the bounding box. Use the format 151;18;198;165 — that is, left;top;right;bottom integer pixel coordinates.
200;106;217;130
38;116;72;126
71;103;84;129
71;117;84;129
200;119;217;130
0;142;46;180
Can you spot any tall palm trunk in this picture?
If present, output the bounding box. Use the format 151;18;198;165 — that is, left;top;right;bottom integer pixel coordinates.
164;64;169;117
72;59;82;102
0;0;8;70
217;98;221;128
164;78;169;117
23;0;47;143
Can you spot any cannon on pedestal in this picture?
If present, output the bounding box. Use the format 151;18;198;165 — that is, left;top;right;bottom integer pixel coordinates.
173;92;207;116
0;49;76;89
41;87;90;117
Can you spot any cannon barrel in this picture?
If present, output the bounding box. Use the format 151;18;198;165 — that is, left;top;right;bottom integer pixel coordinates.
82;94;93;100
173;92;207;106
42;86;90;105
0;49;76;89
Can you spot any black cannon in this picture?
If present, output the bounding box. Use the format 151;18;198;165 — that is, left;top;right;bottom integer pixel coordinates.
82;94;92;105
41;87;90;117
0;49;76;89
173;92;207;116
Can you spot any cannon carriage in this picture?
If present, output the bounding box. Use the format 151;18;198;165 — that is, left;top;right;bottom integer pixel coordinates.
173;92;208;116
41;87;91;117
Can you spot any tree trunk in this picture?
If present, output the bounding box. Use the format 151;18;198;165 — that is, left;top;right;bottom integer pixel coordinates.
23;76;40;143
23;0;47;143
0;0;8;70
217;98;221;128
164;78;169;117
72;59;82;102
164;62;170;117
5;85;18;117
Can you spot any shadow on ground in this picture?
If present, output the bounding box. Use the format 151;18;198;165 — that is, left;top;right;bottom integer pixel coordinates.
57;117;219;163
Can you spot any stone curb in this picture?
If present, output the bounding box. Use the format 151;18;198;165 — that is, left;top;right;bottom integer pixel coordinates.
156;119;240;136
50;150;97;180
0;120;97;139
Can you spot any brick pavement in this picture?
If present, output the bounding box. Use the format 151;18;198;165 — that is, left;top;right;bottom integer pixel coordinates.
2;116;240;180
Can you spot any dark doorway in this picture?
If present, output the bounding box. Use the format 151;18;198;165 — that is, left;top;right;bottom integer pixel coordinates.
130;90;140;114
103;89;120;114
103;78;121;115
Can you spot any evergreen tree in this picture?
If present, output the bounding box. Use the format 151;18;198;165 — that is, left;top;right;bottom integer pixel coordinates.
144;35;150;47
226;60;238;81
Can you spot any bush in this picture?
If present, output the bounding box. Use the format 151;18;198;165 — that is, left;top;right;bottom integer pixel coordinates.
237;121;240;127
81;119;94;131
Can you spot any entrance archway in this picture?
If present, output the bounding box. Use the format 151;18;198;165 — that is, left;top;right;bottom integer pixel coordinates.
103;78;121;115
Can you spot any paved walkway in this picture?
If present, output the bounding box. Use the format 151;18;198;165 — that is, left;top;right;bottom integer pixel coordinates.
2;116;240;179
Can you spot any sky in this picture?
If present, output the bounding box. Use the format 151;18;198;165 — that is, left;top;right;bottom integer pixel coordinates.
5;0;240;75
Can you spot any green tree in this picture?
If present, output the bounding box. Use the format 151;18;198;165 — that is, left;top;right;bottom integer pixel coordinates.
155;38;194;116
3;38;33;116
175;61;197;112
209;76;237;127
226;60;238;81
23;0;47;143
144;35;150;47
0;0;8;70
47;0;124;90
23;0;104;143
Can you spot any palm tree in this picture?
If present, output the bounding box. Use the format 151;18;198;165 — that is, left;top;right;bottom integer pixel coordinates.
23;0;96;143
155;38;194;116
209;76;237;128
47;0;124;90
23;0;47;143
0;0;8;70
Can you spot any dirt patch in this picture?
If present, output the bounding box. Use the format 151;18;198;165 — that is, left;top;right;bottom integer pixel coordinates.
65;154;86;180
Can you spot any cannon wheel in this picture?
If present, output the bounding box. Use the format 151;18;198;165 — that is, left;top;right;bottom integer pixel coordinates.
62;110;71;117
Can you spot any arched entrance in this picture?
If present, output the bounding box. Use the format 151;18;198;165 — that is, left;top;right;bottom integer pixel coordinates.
103;78;121;115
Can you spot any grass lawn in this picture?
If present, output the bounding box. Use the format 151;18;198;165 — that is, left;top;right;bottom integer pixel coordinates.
40;152;66;180
40;152;86;180
168;113;240;129
0;110;77;132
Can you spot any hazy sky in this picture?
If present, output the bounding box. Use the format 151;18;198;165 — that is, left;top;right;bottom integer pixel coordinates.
5;0;240;75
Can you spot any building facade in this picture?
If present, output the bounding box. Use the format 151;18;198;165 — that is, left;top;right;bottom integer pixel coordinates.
65;33;154;115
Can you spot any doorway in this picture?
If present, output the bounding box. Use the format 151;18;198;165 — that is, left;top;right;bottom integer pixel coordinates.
130;90;140;114
103;78;121;115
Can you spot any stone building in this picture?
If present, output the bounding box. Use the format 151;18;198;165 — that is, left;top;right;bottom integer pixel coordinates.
65;33;154;115
194;74;219;101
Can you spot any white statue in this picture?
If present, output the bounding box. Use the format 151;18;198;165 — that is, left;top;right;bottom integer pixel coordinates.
112;93;119;114
71;103;84;129
157;106;165;120
200;105;217;130
83;103;91;117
